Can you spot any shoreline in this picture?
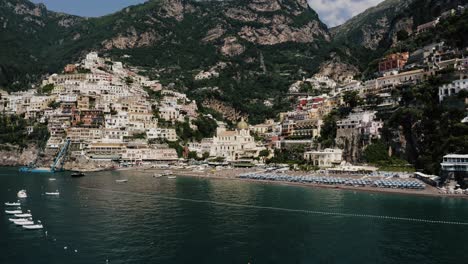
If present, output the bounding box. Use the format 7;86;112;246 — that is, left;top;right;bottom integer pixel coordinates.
136;167;468;200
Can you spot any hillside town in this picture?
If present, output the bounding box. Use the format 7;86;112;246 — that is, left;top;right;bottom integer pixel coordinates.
0;5;466;194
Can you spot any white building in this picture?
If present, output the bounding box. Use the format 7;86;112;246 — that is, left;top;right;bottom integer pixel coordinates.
304;149;343;168
146;128;177;142
439;78;468;101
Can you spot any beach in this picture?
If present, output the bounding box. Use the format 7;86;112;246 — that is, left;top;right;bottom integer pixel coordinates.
125;166;467;199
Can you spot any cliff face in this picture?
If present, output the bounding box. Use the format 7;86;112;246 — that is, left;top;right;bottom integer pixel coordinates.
0;145;39;166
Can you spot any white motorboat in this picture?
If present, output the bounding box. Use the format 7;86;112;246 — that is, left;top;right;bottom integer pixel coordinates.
23;224;43;230
15;213;32;218
49;178;56;181
5;210;22;214
45;191;60;196
168;176;177;179
17;190;27;198
4;202;20;206
15;220;34;226
9;218;30;222
115;179;128;183
153;173;163;178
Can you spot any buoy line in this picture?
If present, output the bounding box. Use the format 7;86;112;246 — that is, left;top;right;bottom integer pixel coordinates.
78;186;468;226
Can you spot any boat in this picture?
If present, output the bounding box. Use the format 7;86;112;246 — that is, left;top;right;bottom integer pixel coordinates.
9;218;30;222
115;179;128;183
4;202;20;206
14;213;32;217
153;173;163;178
162;171;173;176
45;191;60;196
71;172;85;178
49;178;56;181
15;220;34;226
23;224;43;230
167;176;177;179
5;210;22;214
17;190;27;198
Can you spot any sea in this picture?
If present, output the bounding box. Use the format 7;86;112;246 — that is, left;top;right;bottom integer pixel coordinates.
1;167;467;264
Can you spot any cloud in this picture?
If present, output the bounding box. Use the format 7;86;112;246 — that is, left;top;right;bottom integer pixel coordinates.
308;0;384;27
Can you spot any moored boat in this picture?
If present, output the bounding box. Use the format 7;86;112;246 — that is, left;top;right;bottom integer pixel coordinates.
5;210;22;214
168;176;177;179
71;172;85;178
14;213;32;217
115;179;128;183
23;224;43;230
17;190;27;198
4;202;20;206
45;191;60;196
15;220;34;226
9;218;30;222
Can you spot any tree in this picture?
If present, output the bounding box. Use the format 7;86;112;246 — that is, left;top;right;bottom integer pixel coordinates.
343;91;361;108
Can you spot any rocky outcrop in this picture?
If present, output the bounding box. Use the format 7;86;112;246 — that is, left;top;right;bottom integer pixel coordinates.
318;55;360;83
248;0;282;12
202;25;226;43
159;0;185;21
0;144;39;166
239;21;329;45
221;37;245;57
202;99;246;122
102;27;159;50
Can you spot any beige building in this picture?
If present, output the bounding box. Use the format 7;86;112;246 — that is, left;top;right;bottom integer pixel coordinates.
210;119;265;161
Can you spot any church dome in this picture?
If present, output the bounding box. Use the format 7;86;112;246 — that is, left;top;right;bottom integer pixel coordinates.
237;117;249;130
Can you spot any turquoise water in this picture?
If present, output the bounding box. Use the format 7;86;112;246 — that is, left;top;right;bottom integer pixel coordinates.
1;167;468;264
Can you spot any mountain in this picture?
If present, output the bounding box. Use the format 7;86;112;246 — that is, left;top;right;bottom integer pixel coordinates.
0;0;83;90
0;0;333;123
331;0;467;70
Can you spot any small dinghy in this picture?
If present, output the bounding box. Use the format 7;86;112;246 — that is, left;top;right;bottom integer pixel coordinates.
23;224;43;230
17;190;27;198
4;202;20;206
15;213;32;218
115;179;128;183
45;191;60;196
5;210;22;214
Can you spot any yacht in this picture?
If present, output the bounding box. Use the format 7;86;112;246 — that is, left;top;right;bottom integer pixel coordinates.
4;202;20;206
5;210;23;214
14;213;32;218
17;190;27;198
15;220;34;226
23;224;43;230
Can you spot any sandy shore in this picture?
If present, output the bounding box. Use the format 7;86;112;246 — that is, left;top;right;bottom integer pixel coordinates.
127;167;468;199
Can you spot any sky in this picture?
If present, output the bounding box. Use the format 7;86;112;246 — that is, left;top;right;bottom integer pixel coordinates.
30;0;385;27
